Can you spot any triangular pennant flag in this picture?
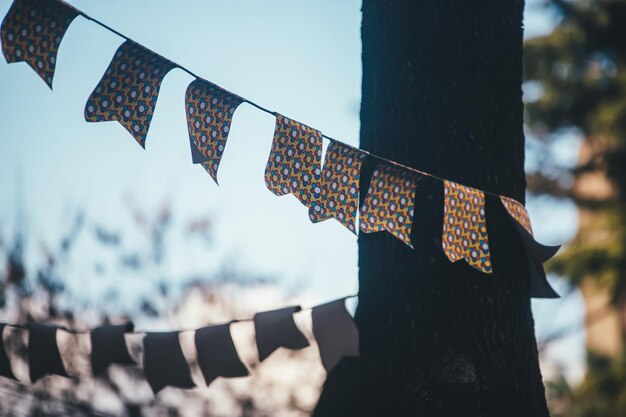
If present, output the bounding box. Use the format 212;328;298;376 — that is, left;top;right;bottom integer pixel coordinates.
442;181;492;273
309;141;366;233
265;114;324;209
143;332;195;394
311;298;359;372
500;196;560;298
359;162;417;247
28;323;68;382
1;0;78;88
90;322;136;375
185;78;244;183
84;40;175;148
194;323;248;386
0;324;17;380
253;306;309;362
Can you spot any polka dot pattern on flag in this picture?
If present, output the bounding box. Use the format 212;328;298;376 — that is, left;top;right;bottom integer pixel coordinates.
309;141;366;234
185;79;243;183
264;114;323;209
442;181;492;273
0;0;78;88
84;40;175;148
359;162;417;247
500;196;533;235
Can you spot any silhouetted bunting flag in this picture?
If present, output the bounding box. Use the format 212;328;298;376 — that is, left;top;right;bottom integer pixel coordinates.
0;324;17;380
1;0;78;88
442;181;492;273
90;322;136;375
264;114;324;209
143;332;195;394
194;323;248;386
185;78;244;183
28;323;68;382
309;141;366;233
84;40;176;148
311;298;359;372
359;162;417;247
253;306;309;362
500;196;560;298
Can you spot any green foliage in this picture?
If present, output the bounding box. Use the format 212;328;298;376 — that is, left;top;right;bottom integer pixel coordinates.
547;350;626;417
524;0;626;297
524;1;626;415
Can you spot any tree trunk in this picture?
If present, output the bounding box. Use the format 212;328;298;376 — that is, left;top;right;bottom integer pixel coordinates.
313;1;550;416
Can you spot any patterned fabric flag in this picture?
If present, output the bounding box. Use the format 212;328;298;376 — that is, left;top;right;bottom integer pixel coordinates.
442;181;492;273
309;141;366;233
0;324;17;380
311;298;359;372
500;196;532;235
28;323;68;382
143;332;195;394
500;196;560;298
1;0;78;88
84;40;175;148
90;322;135;375
194;324;248;386
359;162;417;247
253;306;309;362
185;78;244;183
264;114;324;209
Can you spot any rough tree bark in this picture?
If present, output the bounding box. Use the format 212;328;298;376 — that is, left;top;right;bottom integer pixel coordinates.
313;0;550;416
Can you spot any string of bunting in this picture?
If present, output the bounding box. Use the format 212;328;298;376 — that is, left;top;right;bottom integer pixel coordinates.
0;297;359;394
0;0;561;297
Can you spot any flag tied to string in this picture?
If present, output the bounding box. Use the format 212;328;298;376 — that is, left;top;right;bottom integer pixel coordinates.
1;0;77;88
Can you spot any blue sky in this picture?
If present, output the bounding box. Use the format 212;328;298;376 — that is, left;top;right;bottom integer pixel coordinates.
0;0;584;381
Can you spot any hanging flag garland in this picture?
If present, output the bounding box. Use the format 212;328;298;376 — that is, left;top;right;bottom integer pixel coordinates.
0;0;561;296
0;297;359;394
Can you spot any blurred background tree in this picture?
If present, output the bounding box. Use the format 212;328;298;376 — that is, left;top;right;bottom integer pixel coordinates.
0;193;324;416
524;0;626;415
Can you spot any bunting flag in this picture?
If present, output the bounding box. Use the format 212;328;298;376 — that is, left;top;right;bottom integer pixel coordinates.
186;78;244;183
265;114;324;210
359;162;417;247
0;0;562;287
311;298;359;372
0;324;16;380
0;0;77;88
90;322;136;375
143;332;195;394
309;141;366;233
84;40;176;148
254;306;310;362
500;196;560;298
442;181;492;273
195;323;249;385
0;297;359;393
28;323;68;382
